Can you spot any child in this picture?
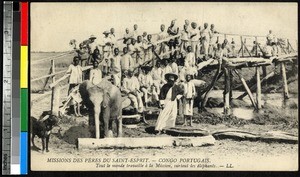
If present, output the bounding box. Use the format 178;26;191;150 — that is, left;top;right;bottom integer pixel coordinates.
89;61;102;85
66;56;83;94
60;85;82;117
183;74;196;126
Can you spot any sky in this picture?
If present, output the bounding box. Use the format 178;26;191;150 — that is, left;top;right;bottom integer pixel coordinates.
30;2;298;52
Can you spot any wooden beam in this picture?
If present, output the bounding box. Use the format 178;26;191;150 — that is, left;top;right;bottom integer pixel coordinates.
51;86;60;117
31;51;75;64
237;71;275;100
281;62;289;99
255;37;258;56
256;67;262;109
229;69;233;102
241;36;244;57
233;69;258;110
223;68;230;114
77;136;216;149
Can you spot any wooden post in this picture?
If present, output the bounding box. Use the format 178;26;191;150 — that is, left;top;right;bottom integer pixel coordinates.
281;62;289;99
255;37;258;57
51;86;61;117
241;36;244;57
244;38;247;55
233;69;258;110
51;59;56;82
256;67;262;109
42;59;55;91
223;68;230;115
229;69;233;102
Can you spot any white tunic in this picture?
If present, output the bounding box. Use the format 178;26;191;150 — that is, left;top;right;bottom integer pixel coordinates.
155;88;177;131
66;64;83;84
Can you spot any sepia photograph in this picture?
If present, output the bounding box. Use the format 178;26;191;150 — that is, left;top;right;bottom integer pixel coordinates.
30;2;298;171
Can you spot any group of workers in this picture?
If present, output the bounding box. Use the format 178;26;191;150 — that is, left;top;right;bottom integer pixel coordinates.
65;19;280;133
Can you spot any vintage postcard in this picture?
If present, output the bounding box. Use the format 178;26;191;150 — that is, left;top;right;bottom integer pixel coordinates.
30;2;298;171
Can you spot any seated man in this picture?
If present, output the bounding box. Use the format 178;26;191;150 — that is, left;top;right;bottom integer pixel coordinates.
121;47;135;72
121;70;144;113
138;66;159;108
89;60;102;85
161;58;173;83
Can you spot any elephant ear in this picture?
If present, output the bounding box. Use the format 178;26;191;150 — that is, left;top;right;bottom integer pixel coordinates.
102;91;111;108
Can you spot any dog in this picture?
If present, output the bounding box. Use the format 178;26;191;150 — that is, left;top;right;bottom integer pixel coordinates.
31;111;58;153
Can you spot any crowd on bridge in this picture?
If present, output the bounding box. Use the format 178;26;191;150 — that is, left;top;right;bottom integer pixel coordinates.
65;19;280;134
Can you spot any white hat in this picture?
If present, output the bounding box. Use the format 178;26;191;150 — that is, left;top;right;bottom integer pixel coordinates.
89;35;96;39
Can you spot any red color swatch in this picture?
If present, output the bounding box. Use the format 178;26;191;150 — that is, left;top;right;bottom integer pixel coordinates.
21;2;28;46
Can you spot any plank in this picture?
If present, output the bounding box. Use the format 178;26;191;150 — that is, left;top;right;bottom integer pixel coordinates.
77;136;215;149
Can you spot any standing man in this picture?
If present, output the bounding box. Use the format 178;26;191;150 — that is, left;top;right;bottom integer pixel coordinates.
132;24;139;40
135;35;144;65
111;48;122;87
167;20;179;55
155;73;184;134
123;28;133;45
109;28;117;51
167;20;179;36
142;32;148;42
180;24;190;53
158;24;169;56
266;30;278;56
200;23;211;60
100;31;113;75
184;19;190;30
143;34;154;63
209;24;219;58
182;74;196;126
189;22;200;60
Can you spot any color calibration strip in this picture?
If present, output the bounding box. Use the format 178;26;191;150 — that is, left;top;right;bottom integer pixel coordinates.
20;1;28;175
2;1;28;175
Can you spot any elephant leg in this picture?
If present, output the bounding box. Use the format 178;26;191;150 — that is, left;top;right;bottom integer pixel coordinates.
94;106;101;139
116;117;123;137
102;108;110;138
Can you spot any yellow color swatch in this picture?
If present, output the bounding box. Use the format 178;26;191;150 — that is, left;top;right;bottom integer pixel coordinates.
20;46;28;88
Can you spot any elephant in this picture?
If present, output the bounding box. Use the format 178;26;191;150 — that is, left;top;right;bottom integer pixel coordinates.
79;79;122;139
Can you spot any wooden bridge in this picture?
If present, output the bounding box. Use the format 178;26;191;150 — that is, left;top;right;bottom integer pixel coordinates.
30;32;298;116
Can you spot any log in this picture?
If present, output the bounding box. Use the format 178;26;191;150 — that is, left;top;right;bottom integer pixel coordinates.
256;67;262;109
77;135;215;149
237;71;275;100
197;58;215;70
281;62;289;99
212;130;298;144
233;69;258;110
